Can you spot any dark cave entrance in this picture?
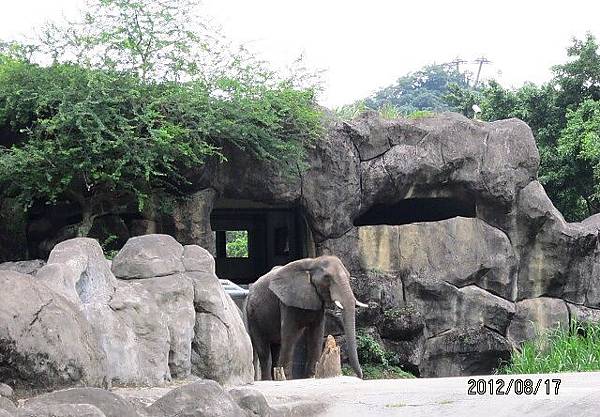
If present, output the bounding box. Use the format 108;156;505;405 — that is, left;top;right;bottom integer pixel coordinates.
353;197;477;226
210;201;311;285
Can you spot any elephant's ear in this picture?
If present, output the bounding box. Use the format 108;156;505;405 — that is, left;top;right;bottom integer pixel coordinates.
269;268;322;310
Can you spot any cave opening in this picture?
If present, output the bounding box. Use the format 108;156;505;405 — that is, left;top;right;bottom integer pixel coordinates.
353;197;476;226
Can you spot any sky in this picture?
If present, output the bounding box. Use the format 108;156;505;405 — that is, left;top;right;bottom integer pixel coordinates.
0;0;599;108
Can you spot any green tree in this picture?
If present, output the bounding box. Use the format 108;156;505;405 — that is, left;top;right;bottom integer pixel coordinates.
40;0;217;81
444;34;600;221
0;61;220;235
0;0;322;237
558;99;600;214
366;64;470;114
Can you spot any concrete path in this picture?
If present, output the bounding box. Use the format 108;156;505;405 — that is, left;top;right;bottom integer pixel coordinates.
250;372;600;417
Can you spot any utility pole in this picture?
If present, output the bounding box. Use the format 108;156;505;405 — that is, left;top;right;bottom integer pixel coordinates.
449;57;468;73
473;56;491;88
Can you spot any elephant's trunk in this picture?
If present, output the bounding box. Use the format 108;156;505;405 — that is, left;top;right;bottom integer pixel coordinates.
341;301;363;379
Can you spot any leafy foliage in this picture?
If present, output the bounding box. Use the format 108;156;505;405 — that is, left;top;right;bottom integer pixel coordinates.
500;321;600;374
0;0;322;236
342;364;414;380
356;330;389;366
40;0;222;82
365;64;470;114
445;34;600;221
225;231;249;258
351;329;415;379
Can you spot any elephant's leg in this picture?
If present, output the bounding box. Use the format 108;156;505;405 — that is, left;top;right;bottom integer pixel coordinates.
257;344;272;381
271;343;281;371
304;316;325;378
278;309;303;379
251;332;272;381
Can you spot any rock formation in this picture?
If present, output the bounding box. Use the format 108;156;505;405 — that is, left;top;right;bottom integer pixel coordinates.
0;379;296;417
0;235;253;392
2;111;599;379
206;111;598;377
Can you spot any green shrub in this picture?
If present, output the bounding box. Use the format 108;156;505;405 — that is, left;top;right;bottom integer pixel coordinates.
354;329;416;379
500;321;600;374
356;329;389;366
342;364;414;380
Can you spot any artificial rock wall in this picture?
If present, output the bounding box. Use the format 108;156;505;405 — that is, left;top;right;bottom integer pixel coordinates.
3;111;599;378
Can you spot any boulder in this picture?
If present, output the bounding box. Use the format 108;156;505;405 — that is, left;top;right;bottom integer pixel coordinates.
421;327;512;377
301;120;361;241
378;305;425;341
18;404;106;417
37;238;117;305
132;274;195;378
404;275;514;338
567;303;600;324
39;237;175;386
481;118;539;203
83;281;171;385
183;245;216;273
112;234;184;279
515;181;599;303
0;384;12;399
0;260;45;276
23;388;138;417
581;213;600;230
188;270;254;385
358;217;517;300
507;297;570;345
359;114;538;212
0;398;16;414
145;380;246;417
0;271;106;390
227;387;275;417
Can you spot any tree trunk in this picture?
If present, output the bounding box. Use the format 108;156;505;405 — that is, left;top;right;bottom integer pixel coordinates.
78;204;95;237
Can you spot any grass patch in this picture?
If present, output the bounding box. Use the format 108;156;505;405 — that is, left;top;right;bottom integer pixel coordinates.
407;110;434;119
343;364;414;380
499;321;600;374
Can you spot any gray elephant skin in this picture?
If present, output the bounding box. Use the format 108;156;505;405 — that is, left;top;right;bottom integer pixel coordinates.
245;255;365;380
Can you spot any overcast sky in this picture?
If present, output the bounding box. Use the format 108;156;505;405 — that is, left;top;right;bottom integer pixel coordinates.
1;0;598;107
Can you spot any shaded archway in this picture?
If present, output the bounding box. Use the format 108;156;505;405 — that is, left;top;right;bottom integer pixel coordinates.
354;197;476;227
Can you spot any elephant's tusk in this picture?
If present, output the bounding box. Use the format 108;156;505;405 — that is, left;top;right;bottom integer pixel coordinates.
355;300;369;308
334;300;344;310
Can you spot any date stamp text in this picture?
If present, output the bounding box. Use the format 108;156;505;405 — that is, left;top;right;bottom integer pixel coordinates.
467;378;561;396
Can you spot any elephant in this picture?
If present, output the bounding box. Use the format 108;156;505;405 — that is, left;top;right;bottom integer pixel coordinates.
244;255;367;380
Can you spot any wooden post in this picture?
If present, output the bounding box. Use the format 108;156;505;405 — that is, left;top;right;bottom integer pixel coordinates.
315;335;342;378
273;366;287;381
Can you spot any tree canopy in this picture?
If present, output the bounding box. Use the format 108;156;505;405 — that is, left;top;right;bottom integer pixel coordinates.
365;64;470;114
445;33;600;221
0;0;322;236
